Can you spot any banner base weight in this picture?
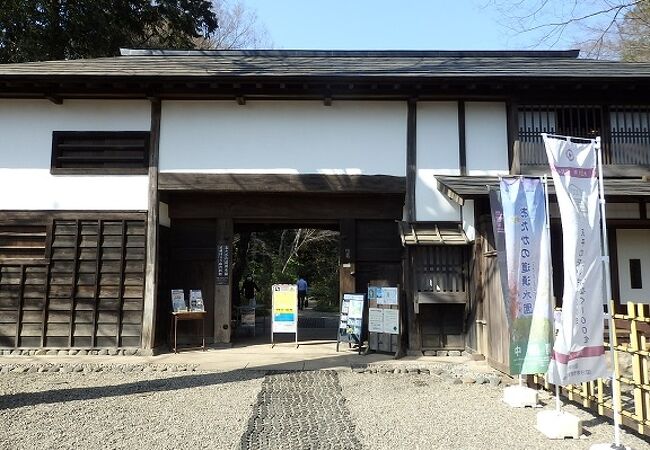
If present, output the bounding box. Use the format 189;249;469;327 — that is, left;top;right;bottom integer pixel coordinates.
537;410;582;439
503;385;539;408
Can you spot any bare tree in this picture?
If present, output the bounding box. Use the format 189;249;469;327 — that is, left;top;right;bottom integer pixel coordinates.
195;0;272;49
488;0;646;59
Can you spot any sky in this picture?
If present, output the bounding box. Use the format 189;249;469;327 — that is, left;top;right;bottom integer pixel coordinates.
240;0;544;51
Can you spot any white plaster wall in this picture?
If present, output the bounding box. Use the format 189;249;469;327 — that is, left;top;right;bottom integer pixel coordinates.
415;102;461;222
465;102;509;176
616;229;650;304
462;200;476;241
0;100;150;210
159;100;407;176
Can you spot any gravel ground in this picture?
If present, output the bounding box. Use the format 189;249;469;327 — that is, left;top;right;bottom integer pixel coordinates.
0;369;264;450
1;364;649;450
339;370;650;450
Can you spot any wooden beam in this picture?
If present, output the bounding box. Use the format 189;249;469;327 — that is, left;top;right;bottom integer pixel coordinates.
159;173;405;194
142;98;161;349
168;192;405;221
46;95;63;105
406;99;417;222
458;101;467;176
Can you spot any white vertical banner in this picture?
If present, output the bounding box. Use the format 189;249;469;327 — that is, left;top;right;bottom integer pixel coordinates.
543;134;608;385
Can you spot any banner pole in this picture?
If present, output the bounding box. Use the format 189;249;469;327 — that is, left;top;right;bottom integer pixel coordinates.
595;136;622;448
542;174;562;413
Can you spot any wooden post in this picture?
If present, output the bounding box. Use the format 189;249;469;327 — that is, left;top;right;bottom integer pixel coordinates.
406;99;417;223
405;246;421;354
142;98;161;349
339;219;356;295
214;218;233;344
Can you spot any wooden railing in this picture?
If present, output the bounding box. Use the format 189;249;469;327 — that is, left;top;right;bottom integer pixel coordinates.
533;301;650;437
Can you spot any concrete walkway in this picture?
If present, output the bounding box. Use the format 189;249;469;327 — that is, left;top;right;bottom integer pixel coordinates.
0;340;494;374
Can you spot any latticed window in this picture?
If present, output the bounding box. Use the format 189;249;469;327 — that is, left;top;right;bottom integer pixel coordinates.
51;131;150;174
517;105;650;167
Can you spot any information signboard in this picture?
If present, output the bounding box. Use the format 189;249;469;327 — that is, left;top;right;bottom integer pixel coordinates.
368;307;400;335
271;284;298;347
216;243;230;285
337;293;365;353
189;290;205;312
368;284;400;355
368;286;399;305
171;289;187;312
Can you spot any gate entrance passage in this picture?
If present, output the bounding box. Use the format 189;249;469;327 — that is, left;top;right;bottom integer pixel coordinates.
153;190;404;350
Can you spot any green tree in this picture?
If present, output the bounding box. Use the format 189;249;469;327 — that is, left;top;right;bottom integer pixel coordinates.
0;0;218;63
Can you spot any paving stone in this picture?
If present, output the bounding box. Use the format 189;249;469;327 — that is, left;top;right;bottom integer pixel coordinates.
239;371;360;450
462;376;476;384
448;350;462;357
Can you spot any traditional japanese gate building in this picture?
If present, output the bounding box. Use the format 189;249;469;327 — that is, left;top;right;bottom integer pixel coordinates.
1;49;650;367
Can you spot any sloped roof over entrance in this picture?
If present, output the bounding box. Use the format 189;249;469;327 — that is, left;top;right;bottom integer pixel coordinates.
435;175;650;205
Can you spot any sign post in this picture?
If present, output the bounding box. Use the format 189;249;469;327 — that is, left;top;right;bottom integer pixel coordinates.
271;284;298;348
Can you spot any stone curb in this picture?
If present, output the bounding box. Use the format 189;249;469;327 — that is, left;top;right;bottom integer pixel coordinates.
0;362;199;375
349;363;504;386
0;348;150;357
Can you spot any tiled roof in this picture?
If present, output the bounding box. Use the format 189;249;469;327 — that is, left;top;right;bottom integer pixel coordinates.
2;49;650;79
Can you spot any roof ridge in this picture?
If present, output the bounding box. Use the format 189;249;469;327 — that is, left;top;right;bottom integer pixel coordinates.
119;48;581;59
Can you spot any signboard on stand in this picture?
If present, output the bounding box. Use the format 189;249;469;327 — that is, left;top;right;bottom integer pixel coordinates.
337;293;365;354
271;284;298;347
368;285;400;355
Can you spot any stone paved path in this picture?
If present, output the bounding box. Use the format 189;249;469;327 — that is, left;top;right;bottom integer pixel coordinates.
239;371;361;450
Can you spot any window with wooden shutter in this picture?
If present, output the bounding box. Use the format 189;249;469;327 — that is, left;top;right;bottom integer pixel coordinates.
51;131;150;174
0;224;48;260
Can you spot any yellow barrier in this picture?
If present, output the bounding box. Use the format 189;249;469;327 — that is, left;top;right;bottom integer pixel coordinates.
534;301;650;437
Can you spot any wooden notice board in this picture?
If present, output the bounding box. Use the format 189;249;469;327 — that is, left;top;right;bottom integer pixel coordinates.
367;284;400;355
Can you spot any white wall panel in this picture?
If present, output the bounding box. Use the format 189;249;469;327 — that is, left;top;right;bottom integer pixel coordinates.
462;200;476;241
0;100;150;211
465;102;509;176
0;169;148;210
0;100;151;168
617;229;650;304
159;100;407;176
415;102;461;221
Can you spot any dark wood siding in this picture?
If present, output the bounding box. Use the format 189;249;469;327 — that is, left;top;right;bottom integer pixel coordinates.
0;213;146;348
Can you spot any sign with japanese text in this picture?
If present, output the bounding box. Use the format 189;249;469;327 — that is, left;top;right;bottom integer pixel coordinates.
272;284;298;334
499;176;553;375
368;286;398;305
216;243;230;284
543;135;607;385
189;290;205;312
171;289;187;312
338;293;365;344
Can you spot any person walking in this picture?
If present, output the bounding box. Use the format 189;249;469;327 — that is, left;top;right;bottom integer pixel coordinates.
241;274;259;307
297;276;308;310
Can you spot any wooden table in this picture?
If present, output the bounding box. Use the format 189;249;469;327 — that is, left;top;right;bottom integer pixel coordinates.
171;310;207;353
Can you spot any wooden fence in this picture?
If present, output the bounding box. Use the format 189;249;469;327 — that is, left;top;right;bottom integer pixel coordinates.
534;301;650;437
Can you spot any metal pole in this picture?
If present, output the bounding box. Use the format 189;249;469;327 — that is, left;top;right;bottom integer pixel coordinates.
542;174;562;413
596;136;622;448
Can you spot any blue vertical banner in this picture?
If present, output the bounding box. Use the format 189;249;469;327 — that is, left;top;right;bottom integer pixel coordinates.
499;177;554;375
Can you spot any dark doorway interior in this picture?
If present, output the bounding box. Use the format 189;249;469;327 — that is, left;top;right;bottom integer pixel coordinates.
231;223;341;344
